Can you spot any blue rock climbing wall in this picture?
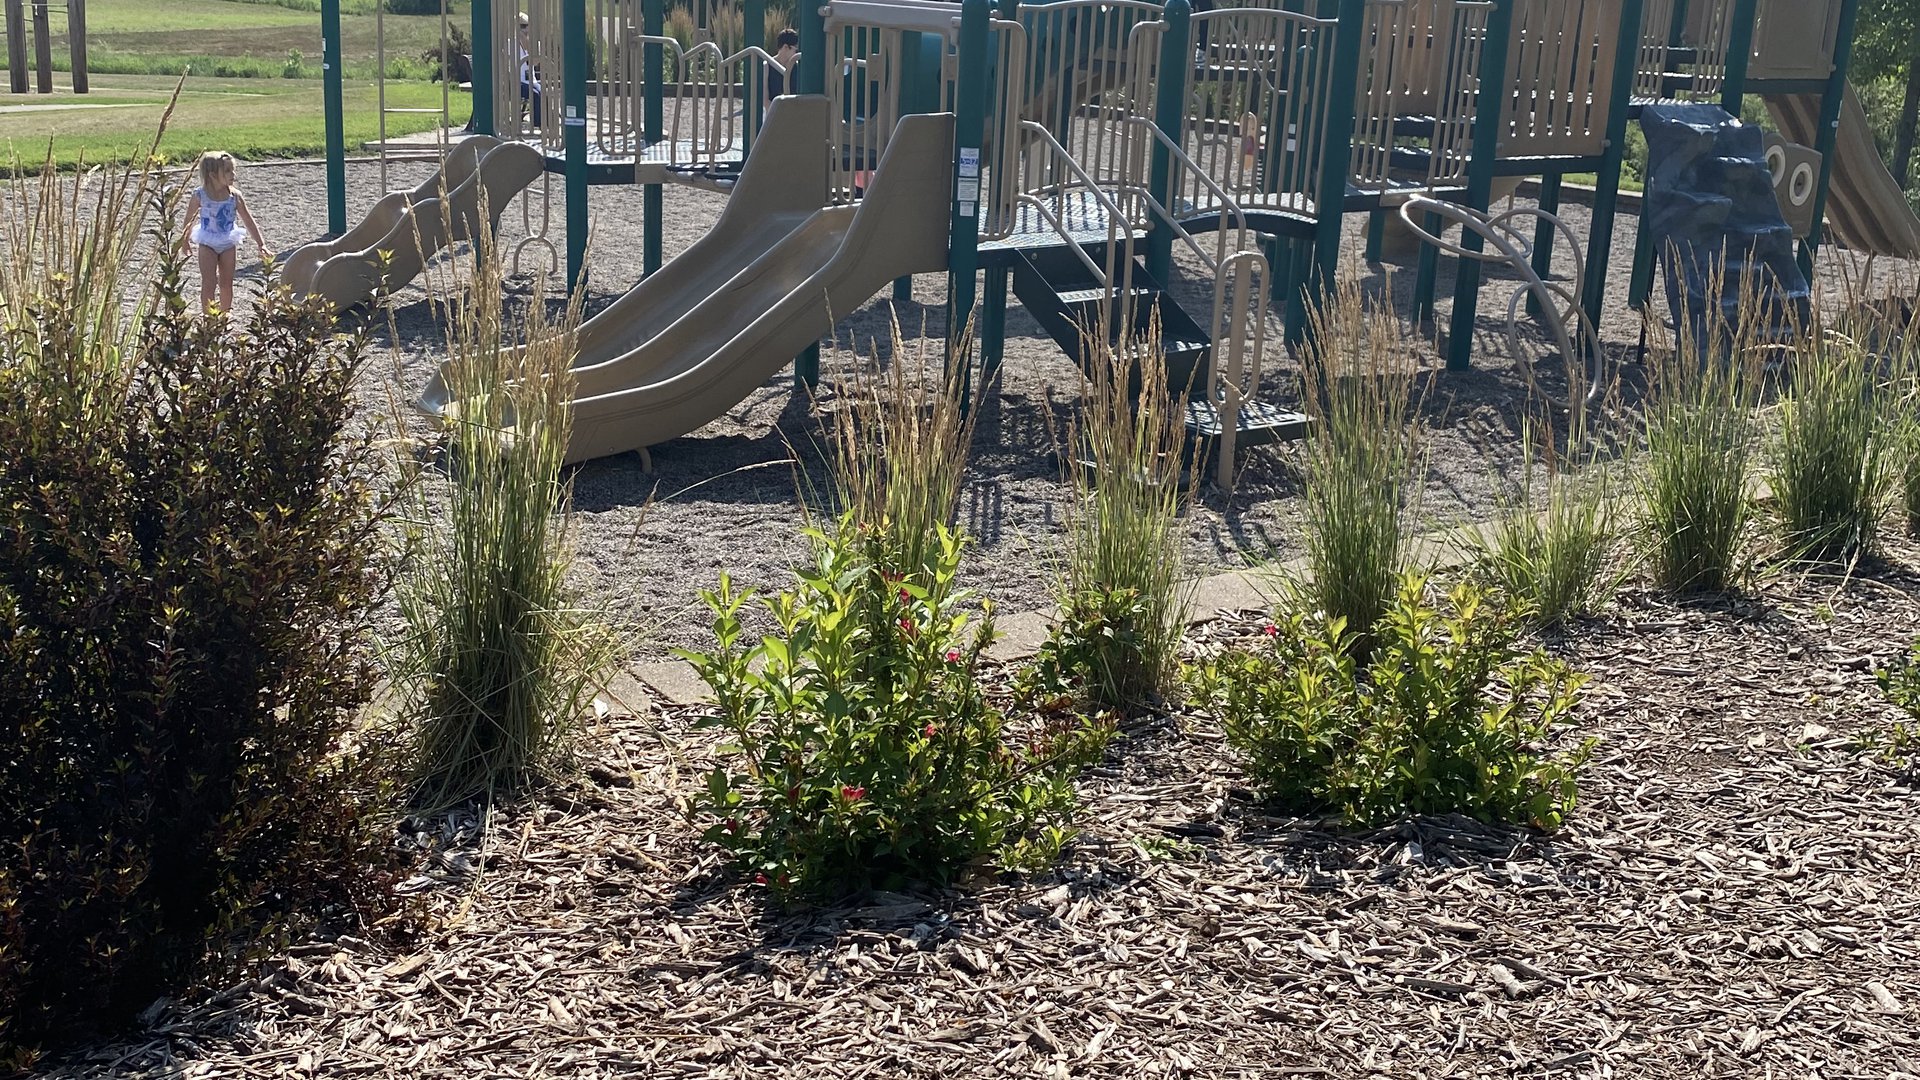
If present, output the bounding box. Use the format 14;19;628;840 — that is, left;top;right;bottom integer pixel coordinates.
1641;103;1811;348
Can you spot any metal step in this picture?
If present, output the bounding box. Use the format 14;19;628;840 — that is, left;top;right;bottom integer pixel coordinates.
1010;243;1211;394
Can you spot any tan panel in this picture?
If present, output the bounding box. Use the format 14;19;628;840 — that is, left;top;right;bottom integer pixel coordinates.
1498;0;1627;161
1747;0;1841;84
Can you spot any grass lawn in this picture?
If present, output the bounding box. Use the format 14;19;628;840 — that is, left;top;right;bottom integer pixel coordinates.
9;0;469;81
0;75;470;168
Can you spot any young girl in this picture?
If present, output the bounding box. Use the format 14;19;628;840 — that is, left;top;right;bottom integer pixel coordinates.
177;151;271;315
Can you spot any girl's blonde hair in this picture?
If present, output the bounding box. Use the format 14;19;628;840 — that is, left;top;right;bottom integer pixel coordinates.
197;150;237;191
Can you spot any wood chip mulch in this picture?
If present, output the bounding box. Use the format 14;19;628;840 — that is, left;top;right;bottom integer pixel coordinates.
40;545;1920;1080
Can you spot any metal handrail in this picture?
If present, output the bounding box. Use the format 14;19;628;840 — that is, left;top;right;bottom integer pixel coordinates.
627;36;788;162
1015;119;1142;347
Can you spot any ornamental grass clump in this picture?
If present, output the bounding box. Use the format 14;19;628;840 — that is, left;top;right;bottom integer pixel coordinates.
1467;424;1626;627
1192;574;1591;829
824;315;976;579
392;232;616;809
0;146;396;1064
1638;288;1764;593
1035;326;1194;712
1767;332;1893;563
1296;281;1423;650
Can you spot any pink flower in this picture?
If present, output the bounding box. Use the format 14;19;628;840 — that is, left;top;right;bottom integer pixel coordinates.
923;723;938;738
841;785;867;802
899;588;911;605
1262;623;1279;637
722;817;740;835
899;617;917;638
945;649;961;663
754;872;768;885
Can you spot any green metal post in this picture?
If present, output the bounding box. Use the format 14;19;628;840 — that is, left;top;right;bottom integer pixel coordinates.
789;0;827;389
1527;174;1561;317
799;0;825;93
565;0;590;290
745;0;765;147
471;0;494;135
1147;0;1190;286
1579;0;1646;334
948;0;992;386
1800;0;1863;279
1442;0;1516;370
1720;0;1758;114
1364;209;1386;263
322;0;346;236
644;0;664;276
1300;0;1365;345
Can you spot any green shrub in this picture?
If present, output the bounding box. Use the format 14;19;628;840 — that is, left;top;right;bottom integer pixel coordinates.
1639;302;1762;593
1193;574;1591;829
685;521;1112;896
1468;431;1625;627
393;240;615;809
1296;282;1423;651
1875;642;1920;770
1768;338;1893;562
1040;329;1192;712
0;161;396;1064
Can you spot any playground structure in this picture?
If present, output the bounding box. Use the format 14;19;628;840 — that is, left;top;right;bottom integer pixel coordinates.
3;0;86;95
309;0;1910;480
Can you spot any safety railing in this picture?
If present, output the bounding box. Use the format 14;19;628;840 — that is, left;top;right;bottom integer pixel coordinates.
1178;3;1354;214
1348;0;1489;196
1115;116;1269;487
821;0;962;204
1634;0;1736;100
1009;0;1164;196
1500;0;1633;161
624;36;788;165
1013;119;1143;343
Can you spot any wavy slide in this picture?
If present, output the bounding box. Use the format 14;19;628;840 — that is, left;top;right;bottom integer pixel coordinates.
422;96;955;465
1766;86;1920;260
281;135;546;311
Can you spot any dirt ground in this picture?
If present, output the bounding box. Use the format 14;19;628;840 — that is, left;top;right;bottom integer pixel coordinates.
25;155;1920;1079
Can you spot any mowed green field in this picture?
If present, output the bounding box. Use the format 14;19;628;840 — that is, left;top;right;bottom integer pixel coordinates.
0;1;475;165
11;0;469;80
0;75;471;168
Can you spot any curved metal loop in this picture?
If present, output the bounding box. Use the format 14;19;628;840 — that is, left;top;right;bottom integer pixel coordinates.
1397;194;1608;421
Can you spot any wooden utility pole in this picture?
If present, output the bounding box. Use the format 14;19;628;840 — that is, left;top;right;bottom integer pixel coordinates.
30;0;51;94
68;0;85;93
5;0;27;94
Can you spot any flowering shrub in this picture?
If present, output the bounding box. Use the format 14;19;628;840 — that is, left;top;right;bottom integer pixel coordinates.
1877;642;1920;769
684;520;1112;896
1190;574;1591;829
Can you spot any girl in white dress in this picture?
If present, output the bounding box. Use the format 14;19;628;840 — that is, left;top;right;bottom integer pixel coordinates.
176;151;271;315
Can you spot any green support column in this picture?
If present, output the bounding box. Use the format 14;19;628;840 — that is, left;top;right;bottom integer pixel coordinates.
745;0;764;147
643;0;664;276
1528;174;1562;318
981;266;1008;380
1412;208;1442;324
564;0;590;290
1579;0;1646;335
1442;0;1516;370
471;0;494;136
1364;209;1386;263
1300;0;1365;346
1800;0;1863;279
791;0;828;388
1720;0;1758;115
1146;0;1190;286
947;0;992;390
322;0;345;236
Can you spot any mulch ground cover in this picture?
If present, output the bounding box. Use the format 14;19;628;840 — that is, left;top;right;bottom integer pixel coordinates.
42;537;1920;1079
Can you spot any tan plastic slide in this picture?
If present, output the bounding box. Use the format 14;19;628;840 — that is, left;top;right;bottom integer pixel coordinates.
1766;86;1920;260
422;96;955;465
280;135;547;311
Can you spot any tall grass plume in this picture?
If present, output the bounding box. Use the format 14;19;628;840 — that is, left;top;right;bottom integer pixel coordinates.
1468;423;1625;626
1767;330;1892;563
393;231;615;809
1045;325;1194;710
1296;281;1423;647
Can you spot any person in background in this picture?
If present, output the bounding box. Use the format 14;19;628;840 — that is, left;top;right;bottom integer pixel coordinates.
176;151;271;316
765;28;798;102
517;11;545;129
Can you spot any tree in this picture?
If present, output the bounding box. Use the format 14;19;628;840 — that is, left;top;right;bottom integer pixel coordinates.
1853;0;1920;187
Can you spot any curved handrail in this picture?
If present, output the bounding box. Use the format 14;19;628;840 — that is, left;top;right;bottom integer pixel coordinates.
1014;119;1141;345
1395;195;1607;422
627;36;789;163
